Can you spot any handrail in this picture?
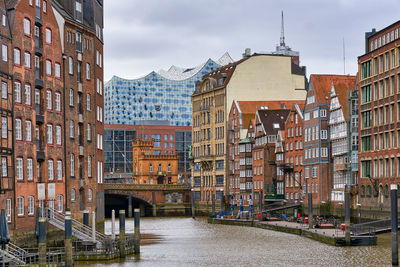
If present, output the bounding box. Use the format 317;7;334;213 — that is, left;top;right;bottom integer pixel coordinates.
46;207;115;249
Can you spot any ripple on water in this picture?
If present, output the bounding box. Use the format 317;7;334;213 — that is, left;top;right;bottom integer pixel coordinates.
77;217;395;267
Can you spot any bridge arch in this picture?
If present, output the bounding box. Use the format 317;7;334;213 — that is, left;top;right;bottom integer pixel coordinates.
104;192;154;218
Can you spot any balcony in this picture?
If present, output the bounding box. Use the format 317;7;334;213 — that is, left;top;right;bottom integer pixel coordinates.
36;140;45;162
35;8;43;26
35;68;44;89
35;104;44;124
35;38;42;56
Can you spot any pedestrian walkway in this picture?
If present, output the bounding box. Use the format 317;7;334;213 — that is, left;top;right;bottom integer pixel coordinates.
259;220;345;237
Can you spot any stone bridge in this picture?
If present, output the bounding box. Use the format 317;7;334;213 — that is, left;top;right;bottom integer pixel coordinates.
104;182;192;217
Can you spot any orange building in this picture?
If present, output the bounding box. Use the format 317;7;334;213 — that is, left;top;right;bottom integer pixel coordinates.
132;139;178;185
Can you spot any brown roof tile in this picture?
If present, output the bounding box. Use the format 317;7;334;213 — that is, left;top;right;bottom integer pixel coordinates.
309;74;356;105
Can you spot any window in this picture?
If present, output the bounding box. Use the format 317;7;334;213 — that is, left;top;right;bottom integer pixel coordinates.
1;157;7;177
68;57;73;74
24;84;31;106
75;1;82;22
26;120;31;141
57;160;62;180
14;48;20;65
46;60;51;76
15;81;21;103
46;90;52;110
1;81;6;100
86;63;90;80
55;92;61;111
45;28;51;44
71;189;76;202
24;18;30;35
2;14;5;27
321;130;327;139
70;154;75;176
48;159;53;180
43;1;47;12
97;134;103;150
320;109;327;117
361;85;371;103
24;52;30;68
6;199;11;222
57;195;63;212
69;120;74;138
26;158;33;180
96;78;102;95
56;125;61;145
2;44;7;62
87;124;91;141
88;156;92;177
27;196;34;215
321;147;328;157
17;196;24;216
97;161;103;184
47;124;53;144
86;94;91;110
55;63;60;78
88;189;92;202
96;50;102;67
97;106;103;122
15;119;22;140
16;158;23;180
69;88;74;106
1;117;8;138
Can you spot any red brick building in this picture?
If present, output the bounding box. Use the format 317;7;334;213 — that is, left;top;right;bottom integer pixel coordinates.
104;124;192;184
132;139;178;185
358;21;400;210
280;103;305;202
51;0;105;221
303;75;355;208
8;0;65;231
0;0;14;229
0;0;104;232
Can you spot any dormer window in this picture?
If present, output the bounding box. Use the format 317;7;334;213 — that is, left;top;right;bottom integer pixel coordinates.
273;123;280;129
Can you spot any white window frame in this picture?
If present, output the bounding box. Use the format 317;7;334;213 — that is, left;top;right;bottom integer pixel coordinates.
47;124;53;144
57;194;63;212
24;84;31;106
2;44;7;62
87;155;92;177
17;196;24;216
14;48;20;65
46;90;52;110
24;52;30;68
46;59;51;76
15;81;21;103
55;63;60;78
55;92;61;111
28;196;34;215
15;119;22;140
69;120;74;138
48;159;53;180
26;120;31;142
24;18;30;35
57;160;62;180
1;117;6;139
70;154;75;176
45;28;52;44
27;158;33;180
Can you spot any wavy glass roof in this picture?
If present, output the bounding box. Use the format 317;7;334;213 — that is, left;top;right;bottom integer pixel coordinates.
104;53;233;126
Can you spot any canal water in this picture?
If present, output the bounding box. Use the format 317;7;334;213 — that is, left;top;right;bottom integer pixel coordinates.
77;217;395;267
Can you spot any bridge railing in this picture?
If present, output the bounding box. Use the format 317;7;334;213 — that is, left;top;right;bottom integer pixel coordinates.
104;182;191;191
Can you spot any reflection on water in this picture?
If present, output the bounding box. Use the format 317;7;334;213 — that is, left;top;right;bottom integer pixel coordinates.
77;217;396;267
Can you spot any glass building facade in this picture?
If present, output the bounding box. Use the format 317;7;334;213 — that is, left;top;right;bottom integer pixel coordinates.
104;55;233;126
104;129;136;173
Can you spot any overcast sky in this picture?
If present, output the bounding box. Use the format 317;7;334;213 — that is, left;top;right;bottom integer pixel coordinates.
104;0;400;82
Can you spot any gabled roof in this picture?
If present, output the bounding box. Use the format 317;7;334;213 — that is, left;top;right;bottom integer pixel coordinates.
234;100;304;131
309;74;356;105
256;109;290;136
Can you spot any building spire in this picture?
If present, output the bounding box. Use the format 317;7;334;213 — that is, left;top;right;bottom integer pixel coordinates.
280;11;285;46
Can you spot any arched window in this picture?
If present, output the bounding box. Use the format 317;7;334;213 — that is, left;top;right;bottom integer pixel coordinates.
71;189;76;202
360;185;365;197
367;184;372;197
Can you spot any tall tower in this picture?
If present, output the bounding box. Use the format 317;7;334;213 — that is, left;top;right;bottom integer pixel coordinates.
280;11;285;47
273;11;300;65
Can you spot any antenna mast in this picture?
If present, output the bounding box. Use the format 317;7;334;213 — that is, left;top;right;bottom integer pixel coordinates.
343;38;346;75
280;11;285;46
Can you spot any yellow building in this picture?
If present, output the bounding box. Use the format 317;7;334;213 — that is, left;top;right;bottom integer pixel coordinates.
191;53;307;203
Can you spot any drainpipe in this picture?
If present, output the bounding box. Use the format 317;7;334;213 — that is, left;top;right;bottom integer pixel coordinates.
62;54;68;211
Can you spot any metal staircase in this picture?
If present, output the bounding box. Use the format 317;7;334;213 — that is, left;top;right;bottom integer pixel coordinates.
46;207;109;248
0;242;29;266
